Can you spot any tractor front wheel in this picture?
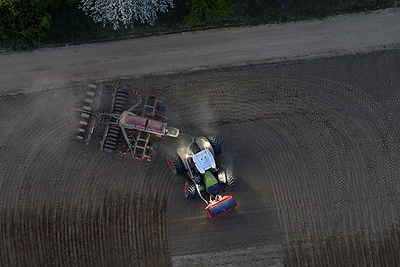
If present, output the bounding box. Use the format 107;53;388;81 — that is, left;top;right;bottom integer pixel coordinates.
167;154;185;175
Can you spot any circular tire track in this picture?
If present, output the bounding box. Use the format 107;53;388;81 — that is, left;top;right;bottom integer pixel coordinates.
0;87;172;266
125;51;400;266
1;50;400;266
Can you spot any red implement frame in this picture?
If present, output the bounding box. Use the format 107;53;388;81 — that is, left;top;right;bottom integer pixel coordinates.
76;88;172;162
205;195;237;218
119;90;167;161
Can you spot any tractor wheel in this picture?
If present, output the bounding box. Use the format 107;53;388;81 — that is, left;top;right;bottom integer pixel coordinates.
206;136;222;156
224;173;235;191
166;154;185;175
184;180;197;199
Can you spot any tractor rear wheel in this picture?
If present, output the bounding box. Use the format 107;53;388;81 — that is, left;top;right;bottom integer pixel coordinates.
224;173;235;191
206;135;222;156
167;154;185;175
184;180;197;199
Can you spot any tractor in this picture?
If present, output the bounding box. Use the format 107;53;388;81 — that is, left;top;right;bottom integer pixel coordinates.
167;135;237;217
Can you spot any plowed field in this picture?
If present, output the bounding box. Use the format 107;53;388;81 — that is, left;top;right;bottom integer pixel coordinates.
1;50;399;266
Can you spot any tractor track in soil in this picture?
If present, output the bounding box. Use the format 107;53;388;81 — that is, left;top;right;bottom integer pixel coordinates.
1;49;400;266
0;88;172;266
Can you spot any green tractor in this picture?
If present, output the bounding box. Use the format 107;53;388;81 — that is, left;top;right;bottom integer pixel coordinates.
167;135;236;217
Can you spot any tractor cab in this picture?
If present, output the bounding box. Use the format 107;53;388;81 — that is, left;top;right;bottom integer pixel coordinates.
193;149;216;173
193;149;221;197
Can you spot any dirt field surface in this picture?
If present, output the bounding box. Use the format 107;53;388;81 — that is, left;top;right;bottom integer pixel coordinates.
1;8;400;267
1;49;400;266
164;50;400;266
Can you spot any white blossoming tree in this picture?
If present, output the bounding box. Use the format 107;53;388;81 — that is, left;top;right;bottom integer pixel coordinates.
80;0;174;30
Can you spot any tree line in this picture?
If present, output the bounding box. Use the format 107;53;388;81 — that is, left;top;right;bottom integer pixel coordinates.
0;0;393;50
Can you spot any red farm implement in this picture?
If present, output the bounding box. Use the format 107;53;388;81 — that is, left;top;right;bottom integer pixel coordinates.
74;85;179;161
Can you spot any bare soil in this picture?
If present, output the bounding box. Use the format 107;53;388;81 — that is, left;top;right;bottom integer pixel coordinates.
1;8;400;267
1;49;399;266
